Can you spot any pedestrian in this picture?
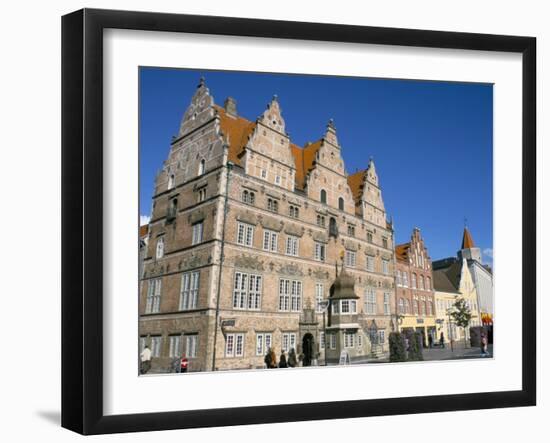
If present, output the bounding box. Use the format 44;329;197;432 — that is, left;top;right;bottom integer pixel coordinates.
480;333;489;357
140;345;152;374
279;351;288;368
428;334;433;349
439;332;445;349
264;347;273;369
269;347;277;368
180;355;189;373
287;348;297;368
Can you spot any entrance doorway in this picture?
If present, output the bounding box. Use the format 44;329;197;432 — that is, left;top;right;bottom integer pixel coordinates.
302;333;314;366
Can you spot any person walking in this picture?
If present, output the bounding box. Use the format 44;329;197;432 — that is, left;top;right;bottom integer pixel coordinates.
140;345;152;374
278;351;288;368
264;347;273;369
428;333;433;349
480;333;489;357
287;348;297;368
269;347;277;368
439;332;445;349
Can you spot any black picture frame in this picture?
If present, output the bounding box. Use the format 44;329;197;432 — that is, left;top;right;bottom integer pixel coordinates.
61;8;536;435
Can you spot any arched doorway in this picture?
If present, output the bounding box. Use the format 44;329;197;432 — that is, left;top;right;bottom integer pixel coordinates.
302;333;314;366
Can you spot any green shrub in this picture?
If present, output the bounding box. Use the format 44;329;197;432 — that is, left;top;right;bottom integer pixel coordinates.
389;332;406;362
408;331;424;361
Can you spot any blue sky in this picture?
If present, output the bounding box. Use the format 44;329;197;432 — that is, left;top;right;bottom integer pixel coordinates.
140;68;493;264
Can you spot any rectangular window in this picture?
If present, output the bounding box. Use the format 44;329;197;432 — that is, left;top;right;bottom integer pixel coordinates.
180;271;200;310
382;237;388;249
403;272;409;287
382;259;389;275
366;255;375;272
396;270;402;286
344;332;355;348
267;198;279;212
357;333;363;348
169;335;181;358
185;335;198;358
196;187;207;203
192;221;204;245
282;333;297;352
139;336;147;353
316;215;325;227
237;222;254;246
365;288;377;314
345;250;356;268
233;272;262;310
314;242;326;261
150;335;162;358
378;330;386;344
145;278;162;313
225;333;244;357
367;232;373;244
279;279;302;312
315;283;324;313
285;235;299;256
256;333;273;356
347;224;355;237
262;230;278;252
329;333;337;349
383;292;391;315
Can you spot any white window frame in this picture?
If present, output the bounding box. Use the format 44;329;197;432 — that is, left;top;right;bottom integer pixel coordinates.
256;333;273;356
315;283;324;313
198;158;205;176
285;235;299;256
344;332;355;348
262;230;278;252
365;287;377;315
145;278;162;314
282;332;297;352
382;259;390;275
345;250;356;268
225;333;244;357
237;222;254;246
150;335;162;358
185;334;198;358
366;255;375;272
180;271;200;310
279;279;302;312
314;242;326;262
233;272;263;310
403;272;409;287
329;333;337;349
383;292;391;315
192;221;203;245
169;335;181;358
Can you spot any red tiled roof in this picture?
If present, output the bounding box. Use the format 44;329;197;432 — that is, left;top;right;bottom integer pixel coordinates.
347;169;367;204
139;224;149;237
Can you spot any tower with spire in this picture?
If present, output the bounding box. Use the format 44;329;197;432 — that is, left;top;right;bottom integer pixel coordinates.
458;226;482;263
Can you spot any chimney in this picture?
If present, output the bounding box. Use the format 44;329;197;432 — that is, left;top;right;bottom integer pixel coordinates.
224;97;238;117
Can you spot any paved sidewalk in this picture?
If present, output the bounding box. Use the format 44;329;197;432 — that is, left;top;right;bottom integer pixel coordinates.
422;342;493;361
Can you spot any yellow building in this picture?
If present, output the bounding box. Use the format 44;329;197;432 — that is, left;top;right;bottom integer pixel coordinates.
433;257;481;344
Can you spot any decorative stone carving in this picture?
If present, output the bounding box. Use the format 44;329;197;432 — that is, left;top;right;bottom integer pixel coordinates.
382;280;392;289
365;247;376;256
345;240;358;251
312;269;329;280
365;276;377;288
234;254;264;271
283;223;303;237
312;231;328;243
236;211;257;225
278;263;303;276
190;210;205;224
260;216;283;232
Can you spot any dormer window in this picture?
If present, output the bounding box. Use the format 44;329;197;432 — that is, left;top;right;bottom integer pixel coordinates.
198;159;205;176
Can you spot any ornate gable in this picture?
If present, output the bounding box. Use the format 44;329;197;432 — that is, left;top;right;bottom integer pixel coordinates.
178;77;216;137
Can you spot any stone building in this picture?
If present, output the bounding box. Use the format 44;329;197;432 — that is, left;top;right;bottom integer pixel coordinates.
394;228;437;346
138;78;396;372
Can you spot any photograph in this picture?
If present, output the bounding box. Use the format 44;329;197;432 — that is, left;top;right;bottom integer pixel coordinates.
138;68;494;374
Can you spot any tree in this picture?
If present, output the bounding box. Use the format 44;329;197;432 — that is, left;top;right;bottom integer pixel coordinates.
389;332;406;362
449;297;473;348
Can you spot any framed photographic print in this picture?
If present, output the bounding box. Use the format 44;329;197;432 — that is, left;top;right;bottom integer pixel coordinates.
61;8;536;435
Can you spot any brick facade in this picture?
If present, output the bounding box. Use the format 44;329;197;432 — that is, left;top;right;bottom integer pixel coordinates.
139;78;396;372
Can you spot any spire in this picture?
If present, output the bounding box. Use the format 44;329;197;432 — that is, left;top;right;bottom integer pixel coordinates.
178;76;214;137
366;156;378;186
461;227;476;249
258;95;286;134
323;118;339;147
